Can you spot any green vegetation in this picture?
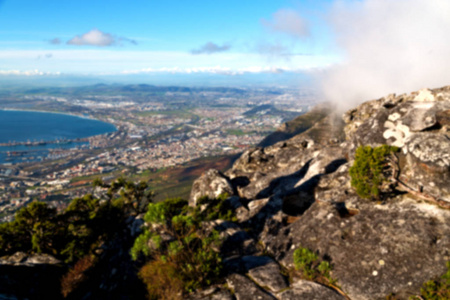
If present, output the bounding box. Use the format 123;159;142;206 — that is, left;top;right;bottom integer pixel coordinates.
131;193;235;299
0;178;153;264
194;193;237;222
226;129;248;136
135;109;195;119
410;262;450;300
0;195;121;263
293;246;337;286
349;145;398;199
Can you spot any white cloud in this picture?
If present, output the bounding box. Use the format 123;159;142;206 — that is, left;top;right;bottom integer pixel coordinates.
262;9;310;39
320;0;450;108
118;66;290;76
191;42;231;55
0;69;60;76
0;49;339;75
67;29;136;47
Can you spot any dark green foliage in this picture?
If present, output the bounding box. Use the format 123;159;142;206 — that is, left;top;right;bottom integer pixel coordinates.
93;177;154;214
131;195;231;297
411;262;450;300
293;246;337;286
193;193;237;222
0;202;58;255
349;145;398;199
0;178;153;264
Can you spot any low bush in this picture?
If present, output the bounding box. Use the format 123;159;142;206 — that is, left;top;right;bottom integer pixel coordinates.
349;145;398;199
293;246;336;286
411;261;450;300
131;195;233;297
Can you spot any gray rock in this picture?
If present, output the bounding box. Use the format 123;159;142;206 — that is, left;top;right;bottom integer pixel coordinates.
277;279;346;300
25;254;61;265
203;220;257;257
189;169;235;207
241;256;288;293
402;133;450;201
188;286;234;300
263;200;450;300
226;273;275;300
0;252;28;264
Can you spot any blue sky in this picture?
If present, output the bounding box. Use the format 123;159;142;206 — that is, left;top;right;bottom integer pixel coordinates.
0;0;340;83
2;0;448;98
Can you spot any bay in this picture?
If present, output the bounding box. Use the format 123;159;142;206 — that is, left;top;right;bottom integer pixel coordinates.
0;110;117;164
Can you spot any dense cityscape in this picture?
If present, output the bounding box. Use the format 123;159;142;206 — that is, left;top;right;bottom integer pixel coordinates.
0;85;317;222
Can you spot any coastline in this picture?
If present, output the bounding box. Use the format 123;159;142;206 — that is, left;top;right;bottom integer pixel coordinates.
1;108;101;122
0;108;117;131
0;109;117;145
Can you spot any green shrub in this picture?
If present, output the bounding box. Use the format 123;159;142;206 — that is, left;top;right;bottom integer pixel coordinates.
293;246;336;285
193;193;237;222
139;260;184;300
0;177;150;263
349;145;398;199
131;196;228;297
293;247;318;279
411;262;450;300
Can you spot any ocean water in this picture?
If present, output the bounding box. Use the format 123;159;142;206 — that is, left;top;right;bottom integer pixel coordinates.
0;110;116;164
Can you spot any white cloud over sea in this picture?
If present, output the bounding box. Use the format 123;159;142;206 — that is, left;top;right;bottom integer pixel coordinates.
0;49;339;75
319;0;450;108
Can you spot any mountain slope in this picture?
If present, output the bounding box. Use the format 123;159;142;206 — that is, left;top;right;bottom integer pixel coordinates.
189;86;450;300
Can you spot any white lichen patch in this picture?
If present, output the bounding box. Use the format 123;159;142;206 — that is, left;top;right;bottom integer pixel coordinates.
383;120;411;147
388;113;402;122
414;89;436;102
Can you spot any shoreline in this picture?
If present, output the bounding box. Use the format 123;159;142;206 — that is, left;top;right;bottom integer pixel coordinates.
0;109;117;146
1;108;99;121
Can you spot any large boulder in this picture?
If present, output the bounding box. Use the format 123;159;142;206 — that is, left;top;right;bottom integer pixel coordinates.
262;199;450;300
189;169;235;207
343;87;450;202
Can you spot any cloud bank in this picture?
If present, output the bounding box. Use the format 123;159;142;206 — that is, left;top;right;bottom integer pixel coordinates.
67;29;136;47
320;0;450;108
191;42;231;55
119;66;287;76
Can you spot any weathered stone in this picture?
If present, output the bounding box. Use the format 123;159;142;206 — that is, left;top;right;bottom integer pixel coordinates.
25;254;61;265
189;169;235;207
436;109;450;126
185;85;450;300
188;286;234;300
241;256;288;293
402;133;450;201
263;200;450;300
413;88;436;102
226;273;276;300
0;252;28;264
203;220;257;257
277;279;346;300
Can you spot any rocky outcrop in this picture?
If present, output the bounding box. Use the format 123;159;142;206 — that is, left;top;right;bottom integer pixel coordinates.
343;88;450;202
189;169;235;206
0;253;66;299
190;86;450;300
